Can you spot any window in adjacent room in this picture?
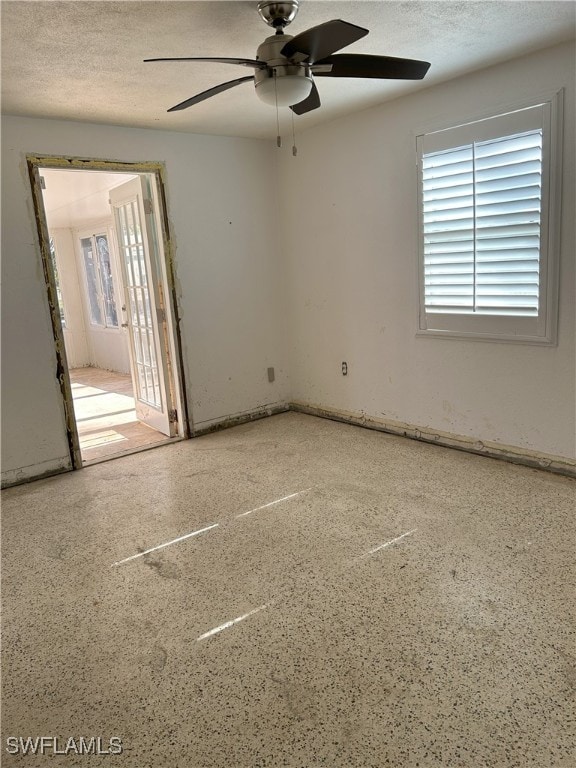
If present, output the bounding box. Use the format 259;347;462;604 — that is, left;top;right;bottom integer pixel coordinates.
416;93;562;343
49;236;66;328
80;232;119;328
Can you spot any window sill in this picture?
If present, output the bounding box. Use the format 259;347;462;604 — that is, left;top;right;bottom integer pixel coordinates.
416;328;557;345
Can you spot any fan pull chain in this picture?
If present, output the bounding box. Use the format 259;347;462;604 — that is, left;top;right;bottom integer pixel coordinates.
274;71;281;147
291;110;297;156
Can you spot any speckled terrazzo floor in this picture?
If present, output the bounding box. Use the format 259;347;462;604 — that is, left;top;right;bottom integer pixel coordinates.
2;412;575;768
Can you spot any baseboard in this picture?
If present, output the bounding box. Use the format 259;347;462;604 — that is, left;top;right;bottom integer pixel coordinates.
4;401;573;489
290;401;576;479
191;403;291;437
1;456;72;490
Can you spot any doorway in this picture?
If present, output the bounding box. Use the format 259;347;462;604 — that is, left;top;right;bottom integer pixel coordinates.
28;158;187;467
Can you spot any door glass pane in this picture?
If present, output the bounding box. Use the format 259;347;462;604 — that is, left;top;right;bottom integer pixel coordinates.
138;289;148;327
118;206;127;246
152;366;161;409
142;329;151;366
142;291;151;329
148;330;156;365
129;287;137;320
137;363;147;400
134;327;144;364
125;203;135;245
131;245;142;286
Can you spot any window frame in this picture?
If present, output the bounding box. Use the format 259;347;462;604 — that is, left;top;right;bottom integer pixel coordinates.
415;90;563;345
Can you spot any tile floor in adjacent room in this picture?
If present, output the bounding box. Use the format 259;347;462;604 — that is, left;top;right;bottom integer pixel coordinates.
70;367;170;463
1;413;575;767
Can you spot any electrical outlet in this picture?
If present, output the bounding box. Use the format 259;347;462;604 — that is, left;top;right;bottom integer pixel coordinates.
267;367;275;383
342;362;348;376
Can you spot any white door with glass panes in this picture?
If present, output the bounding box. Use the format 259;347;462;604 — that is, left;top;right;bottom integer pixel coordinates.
109;177;175;437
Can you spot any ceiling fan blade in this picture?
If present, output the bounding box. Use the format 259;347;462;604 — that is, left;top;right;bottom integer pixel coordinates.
280;20;369;63
167;76;254;112
313;54;431;80
145;57;267;70
290;81;321;115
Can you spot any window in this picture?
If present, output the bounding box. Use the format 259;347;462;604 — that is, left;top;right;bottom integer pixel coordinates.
80;233;119;328
417;94;562;343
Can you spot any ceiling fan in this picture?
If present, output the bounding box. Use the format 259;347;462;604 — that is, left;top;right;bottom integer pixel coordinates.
145;0;431;115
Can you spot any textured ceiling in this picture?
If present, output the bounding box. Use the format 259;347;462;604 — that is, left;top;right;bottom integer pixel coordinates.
2;1;575;139
41;169;138;228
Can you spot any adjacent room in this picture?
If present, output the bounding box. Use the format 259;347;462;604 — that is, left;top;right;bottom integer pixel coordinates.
1;2;575;766
41;168;180;463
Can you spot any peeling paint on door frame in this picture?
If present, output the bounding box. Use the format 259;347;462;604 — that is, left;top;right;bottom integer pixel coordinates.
26;154;190;472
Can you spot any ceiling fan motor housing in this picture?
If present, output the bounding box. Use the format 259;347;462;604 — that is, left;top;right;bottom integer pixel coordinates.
257;0;299;29
254;34;312;105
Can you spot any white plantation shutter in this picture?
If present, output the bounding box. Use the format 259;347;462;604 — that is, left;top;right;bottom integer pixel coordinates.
423;131;542;315
417;97;560;343
423;145;475;312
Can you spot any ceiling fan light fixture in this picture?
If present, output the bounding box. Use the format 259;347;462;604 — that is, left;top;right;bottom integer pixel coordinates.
255;73;312;106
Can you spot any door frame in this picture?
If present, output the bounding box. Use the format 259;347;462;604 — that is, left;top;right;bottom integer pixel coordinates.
27;154;190;469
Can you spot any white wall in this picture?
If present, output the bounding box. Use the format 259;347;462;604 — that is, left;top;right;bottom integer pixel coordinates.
50;228;90;368
84;328;131;374
2;41;573;487
1;119;288;485
279;41;575;460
